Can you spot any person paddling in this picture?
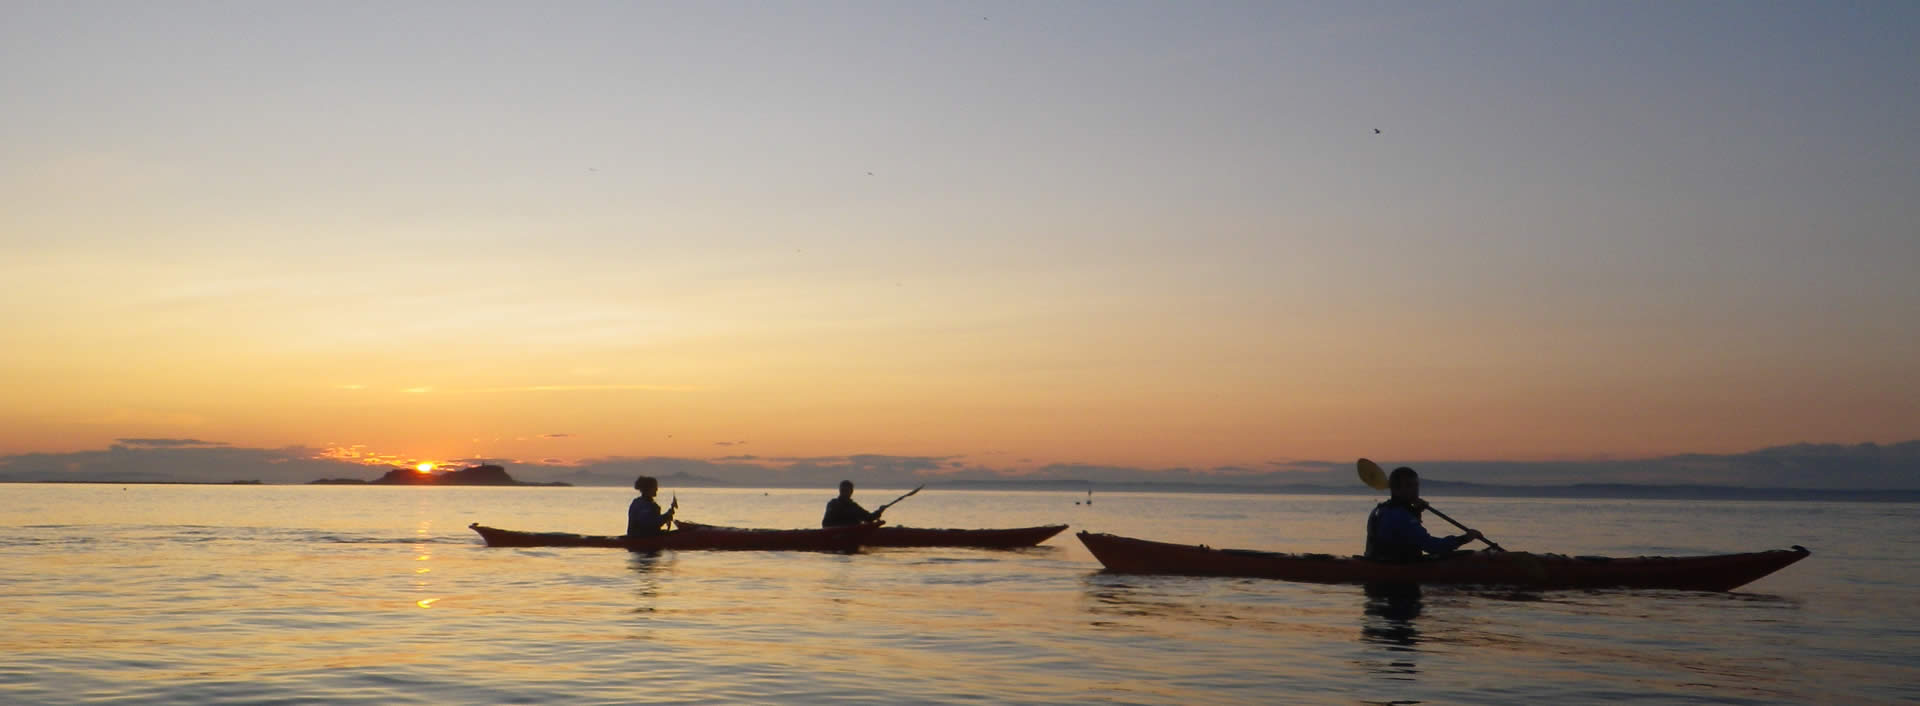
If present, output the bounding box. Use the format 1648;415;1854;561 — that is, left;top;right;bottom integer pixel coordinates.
822;480;883;528
1364;466;1483;562
627;475;676;537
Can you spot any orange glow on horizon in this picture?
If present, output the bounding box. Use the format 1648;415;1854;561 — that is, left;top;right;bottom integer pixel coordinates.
415;463;434;473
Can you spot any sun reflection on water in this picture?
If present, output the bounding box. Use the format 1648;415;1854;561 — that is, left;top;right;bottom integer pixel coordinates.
411;517;439;608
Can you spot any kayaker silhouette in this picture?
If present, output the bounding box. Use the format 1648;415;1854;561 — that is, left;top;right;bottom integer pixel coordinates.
822;480;881;528
626;475;677;537
1363;466;1484;562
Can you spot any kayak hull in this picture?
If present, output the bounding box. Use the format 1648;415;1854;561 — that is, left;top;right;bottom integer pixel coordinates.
469;522;872;552
1076;531;1809;592
674;521;1068;548
865;524;1068;548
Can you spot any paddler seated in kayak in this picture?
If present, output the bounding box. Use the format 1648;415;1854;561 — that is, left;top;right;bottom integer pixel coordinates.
822;480;884;528
1365;466;1483;562
627;475;676;537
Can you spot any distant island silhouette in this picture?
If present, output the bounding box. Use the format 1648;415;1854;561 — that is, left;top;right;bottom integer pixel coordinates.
5;439;1916;497
309;464;570;487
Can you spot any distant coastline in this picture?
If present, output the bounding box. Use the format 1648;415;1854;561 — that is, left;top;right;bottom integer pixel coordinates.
5;439;1916;495
3;478;1915;501
650;479;1920;503
308;464;570;487
7;470;1920;502
4;479;267;486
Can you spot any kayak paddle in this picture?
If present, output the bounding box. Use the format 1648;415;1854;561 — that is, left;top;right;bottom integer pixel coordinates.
1357;458;1503;551
874;484;925;517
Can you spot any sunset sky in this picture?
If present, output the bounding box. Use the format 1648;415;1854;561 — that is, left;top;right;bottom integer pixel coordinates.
4;2;1915;473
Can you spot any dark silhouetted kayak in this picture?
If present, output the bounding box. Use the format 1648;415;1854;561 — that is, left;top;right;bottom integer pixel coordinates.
469;522;873;552
1076;531;1810;591
675;520;1068;548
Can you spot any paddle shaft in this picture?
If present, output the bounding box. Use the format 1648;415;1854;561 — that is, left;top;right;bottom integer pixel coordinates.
874;484;924;515
1420;503;1503;552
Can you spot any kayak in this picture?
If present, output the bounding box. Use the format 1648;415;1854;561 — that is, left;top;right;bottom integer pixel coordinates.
469;522;873;552
674;520;1068;548
1076;531;1810;591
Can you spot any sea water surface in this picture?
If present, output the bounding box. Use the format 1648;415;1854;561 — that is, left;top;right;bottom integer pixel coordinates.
2;484;1914;704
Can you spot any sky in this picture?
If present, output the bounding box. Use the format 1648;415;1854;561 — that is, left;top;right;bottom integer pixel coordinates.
3;2;1917;478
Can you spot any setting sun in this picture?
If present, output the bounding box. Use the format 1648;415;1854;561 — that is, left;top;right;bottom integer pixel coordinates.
415;463;434;473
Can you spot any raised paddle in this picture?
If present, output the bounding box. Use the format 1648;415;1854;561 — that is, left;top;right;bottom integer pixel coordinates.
1357;458;1504;552
873;484;925;517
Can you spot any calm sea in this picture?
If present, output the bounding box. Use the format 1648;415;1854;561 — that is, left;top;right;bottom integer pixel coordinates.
2;484;1914;705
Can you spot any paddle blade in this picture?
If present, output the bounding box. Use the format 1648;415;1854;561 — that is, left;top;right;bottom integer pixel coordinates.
1357;458;1390;491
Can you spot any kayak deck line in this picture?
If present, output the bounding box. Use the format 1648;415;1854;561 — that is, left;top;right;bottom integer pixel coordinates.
469;522;874;552
673;520;1068;549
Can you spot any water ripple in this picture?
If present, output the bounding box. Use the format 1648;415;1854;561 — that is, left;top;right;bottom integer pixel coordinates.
0;486;1911;704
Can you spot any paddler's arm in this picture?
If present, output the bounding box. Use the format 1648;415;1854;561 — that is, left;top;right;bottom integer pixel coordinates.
846;500;878;522
1383;507;1479;555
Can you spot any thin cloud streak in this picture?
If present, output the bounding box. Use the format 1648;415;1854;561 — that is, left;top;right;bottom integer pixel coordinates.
481;384;699;393
114;437;229;448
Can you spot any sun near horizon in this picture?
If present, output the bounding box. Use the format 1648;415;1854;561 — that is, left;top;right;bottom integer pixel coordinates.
415;463;434;474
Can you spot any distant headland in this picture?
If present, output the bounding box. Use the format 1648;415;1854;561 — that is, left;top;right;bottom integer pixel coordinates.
309;464;570;487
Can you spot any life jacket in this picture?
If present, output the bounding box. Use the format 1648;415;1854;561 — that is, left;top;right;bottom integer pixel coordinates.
822;497;874;528
1365;498;1426;563
627;497;667;537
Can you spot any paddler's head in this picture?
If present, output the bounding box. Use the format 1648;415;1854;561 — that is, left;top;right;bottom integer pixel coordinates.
1388;467;1420;502
634;475;658;498
838;480;855;499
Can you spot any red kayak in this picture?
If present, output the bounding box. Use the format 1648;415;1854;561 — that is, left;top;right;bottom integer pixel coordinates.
675;520;1068;548
1077;531;1810;591
469;522;873;552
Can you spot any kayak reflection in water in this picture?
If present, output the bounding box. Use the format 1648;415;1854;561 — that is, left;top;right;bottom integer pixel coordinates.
626;475;676;537
1364;467;1483;562
1362;583;1424;649
822;480;883;528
